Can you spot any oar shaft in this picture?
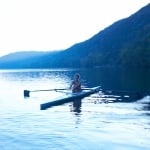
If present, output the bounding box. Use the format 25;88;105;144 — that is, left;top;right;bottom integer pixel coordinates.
32;89;68;92
24;88;69;97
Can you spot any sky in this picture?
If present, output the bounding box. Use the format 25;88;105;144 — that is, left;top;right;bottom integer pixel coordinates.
0;0;149;57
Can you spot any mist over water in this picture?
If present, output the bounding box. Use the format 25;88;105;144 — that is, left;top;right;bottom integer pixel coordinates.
0;68;150;150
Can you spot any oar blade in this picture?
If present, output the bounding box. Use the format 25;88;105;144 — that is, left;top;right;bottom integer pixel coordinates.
24;90;30;97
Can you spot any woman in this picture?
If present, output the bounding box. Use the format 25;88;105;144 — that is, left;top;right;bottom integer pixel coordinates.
70;73;81;93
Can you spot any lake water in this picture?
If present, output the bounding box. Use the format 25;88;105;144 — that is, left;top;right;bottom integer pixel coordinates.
0;68;150;150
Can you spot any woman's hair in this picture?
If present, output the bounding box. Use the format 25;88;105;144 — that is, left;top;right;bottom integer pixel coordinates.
75;73;80;79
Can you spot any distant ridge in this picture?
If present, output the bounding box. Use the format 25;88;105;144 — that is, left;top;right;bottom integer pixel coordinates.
0;3;150;69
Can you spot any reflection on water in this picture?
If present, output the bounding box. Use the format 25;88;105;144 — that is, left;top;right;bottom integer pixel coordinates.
70;99;82;114
0;68;150;150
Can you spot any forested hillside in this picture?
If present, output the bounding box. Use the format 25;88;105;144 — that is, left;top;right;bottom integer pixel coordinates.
0;3;150;69
120;24;150;67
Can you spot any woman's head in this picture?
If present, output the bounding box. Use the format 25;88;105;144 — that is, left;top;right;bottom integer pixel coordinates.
74;73;80;80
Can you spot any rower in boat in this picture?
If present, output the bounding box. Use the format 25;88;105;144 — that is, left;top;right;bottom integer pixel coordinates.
70;73;81;93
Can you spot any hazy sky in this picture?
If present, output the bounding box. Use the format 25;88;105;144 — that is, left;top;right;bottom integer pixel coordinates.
0;0;149;56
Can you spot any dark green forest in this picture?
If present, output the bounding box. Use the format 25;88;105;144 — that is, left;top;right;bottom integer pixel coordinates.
0;3;150;69
120;25;150;67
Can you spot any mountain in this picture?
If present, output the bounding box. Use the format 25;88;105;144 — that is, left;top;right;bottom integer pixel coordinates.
0;3;150;69
0;51;60;69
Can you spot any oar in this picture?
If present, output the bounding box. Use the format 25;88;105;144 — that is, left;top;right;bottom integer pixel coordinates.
24;87;94;97
24;88;68;97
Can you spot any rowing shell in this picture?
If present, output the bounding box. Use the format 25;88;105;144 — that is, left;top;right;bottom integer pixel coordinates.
40;86;101;110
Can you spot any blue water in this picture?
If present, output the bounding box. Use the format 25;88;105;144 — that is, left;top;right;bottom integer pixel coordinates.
0;69;150;150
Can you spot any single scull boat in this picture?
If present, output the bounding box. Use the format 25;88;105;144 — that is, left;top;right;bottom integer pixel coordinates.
40;86;101;110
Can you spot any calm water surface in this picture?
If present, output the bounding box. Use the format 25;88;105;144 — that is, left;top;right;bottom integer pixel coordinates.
0;68;150;150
